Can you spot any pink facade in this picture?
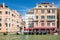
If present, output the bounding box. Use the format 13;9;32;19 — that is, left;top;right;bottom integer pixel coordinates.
25;3;57;34
0;3;22;33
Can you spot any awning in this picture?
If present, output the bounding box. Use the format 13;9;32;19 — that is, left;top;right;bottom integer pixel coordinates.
24;27;57;30
24;28;33;30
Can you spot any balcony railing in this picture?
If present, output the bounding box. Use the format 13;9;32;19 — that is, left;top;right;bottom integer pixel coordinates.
47;18;56;20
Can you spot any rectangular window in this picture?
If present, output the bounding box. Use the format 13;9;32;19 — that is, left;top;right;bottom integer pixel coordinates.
45;6;47;7
39;6;41;7
9;24;10;27
36;10;38;13
41;22;44;26
36;16;38;19
52;22;55;26
0;18;2;22
47;16;55;19
0;28;1;30
5;23;8;27
12;14;15;17
12;14;13;16
41;9;44;14
0;23;2;27
47;9;50;13
0;11;2;14
52;9;55;13
6;28;8;30
50;6;52;7
5;18;10;22
5;23;10;27
41;16;44;19
6;11;10;14
47;22;50;26
17;25;19;27
29;22;34;28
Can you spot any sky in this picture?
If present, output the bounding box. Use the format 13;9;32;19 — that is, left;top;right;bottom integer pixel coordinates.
0;0;60;19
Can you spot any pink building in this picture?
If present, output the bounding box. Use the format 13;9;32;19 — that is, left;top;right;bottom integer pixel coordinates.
25;3;57;34
0;3;22;33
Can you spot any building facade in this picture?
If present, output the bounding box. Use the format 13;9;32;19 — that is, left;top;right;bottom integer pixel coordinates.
0;3;22;33
25;3;57;34
57;7;60;29
25;9;34;28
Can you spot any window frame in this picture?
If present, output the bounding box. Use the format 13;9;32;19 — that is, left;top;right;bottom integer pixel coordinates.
0;23;2;27
52;22;55;26
41;16;44;19
41;22;44;26
36;16;38;19
5;11;10;15
41;9;44;14
0;11;2;14
47;22;50;26
52;9;55;13
47;9;50;13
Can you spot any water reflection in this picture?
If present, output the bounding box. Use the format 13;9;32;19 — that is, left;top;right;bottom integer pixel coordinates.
20;35;29;40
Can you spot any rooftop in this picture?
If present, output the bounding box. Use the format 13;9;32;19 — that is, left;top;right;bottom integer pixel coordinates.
0;3;8;8
41;2;49;4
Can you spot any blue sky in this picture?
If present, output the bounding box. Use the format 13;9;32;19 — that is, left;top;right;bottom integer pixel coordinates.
0;0;60;18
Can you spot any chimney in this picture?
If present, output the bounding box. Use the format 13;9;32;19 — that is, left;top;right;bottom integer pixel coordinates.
52;2;54;4
3;3;5;8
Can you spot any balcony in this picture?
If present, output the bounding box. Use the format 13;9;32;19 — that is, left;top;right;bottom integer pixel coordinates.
47;19;55;20
46;19;55;22
33;19;38;22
